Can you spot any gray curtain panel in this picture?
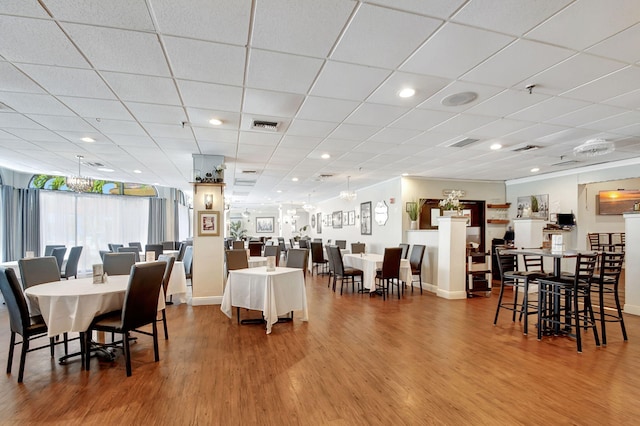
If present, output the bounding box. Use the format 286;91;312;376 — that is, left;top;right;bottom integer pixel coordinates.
170;188;180;242
1;186;39;261
148;197;166;245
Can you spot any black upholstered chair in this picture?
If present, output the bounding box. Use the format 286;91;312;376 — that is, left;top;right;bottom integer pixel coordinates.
157;255;175;340
19;256;61;289
144;244;164;259
408;244;426;294
375;247;403;300
351;243;365;254
399;243;410;259
248;242;263;257
286;249;309;279
329;245;363;295
335;240;347;250
263;245;281;266
84;262;166;376
310;242;328;275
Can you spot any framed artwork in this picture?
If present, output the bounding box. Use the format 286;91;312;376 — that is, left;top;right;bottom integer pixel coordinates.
516;194;549;220
317;212;322;234
332;211;343;229
327;214;333;227
311;214;316;228
347;210;355;226
256;217;274;233
360;201;372;235
198;211;220;236
598;190;640;215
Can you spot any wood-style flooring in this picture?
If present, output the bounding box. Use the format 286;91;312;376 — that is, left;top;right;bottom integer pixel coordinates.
1;273;639;425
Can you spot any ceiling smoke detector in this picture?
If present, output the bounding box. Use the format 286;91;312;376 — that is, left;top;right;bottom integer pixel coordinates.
441;91;478;107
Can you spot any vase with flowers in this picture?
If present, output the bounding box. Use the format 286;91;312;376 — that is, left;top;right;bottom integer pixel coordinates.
439;190;463;215
213;164;226;183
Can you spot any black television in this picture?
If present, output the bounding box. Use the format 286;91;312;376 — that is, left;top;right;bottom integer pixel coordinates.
557;213;575;227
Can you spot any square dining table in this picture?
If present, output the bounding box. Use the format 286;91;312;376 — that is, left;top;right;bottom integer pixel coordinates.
221;266;308;334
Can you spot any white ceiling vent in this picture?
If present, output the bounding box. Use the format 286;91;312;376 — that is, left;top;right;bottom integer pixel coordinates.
315;174;333;182
242;170;258;174
251;120;280;132
85;161;105;167
234;178;256;186
447;138;479;148
551;159;580;167
513;145;541;152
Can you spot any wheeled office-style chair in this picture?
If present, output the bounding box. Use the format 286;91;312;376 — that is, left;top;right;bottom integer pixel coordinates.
84;262;166;376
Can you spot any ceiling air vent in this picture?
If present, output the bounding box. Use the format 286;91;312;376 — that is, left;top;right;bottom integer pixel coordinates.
251;120;279;132
551;160;580;167
242;170;258;175
447;138;479;148
315;174;333;182
85;161;105;167
513;145;541;152
234;178;256;187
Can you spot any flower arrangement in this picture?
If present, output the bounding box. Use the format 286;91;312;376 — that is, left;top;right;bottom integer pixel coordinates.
439;190;463;212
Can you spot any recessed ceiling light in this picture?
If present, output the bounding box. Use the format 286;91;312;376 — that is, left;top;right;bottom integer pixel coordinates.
81;137;95;143
398;88;415;98
321;153;331;159
292;177;299;182
531;167;540;173
490;143;502;150
98;168;114;172
209;118;222;126
277;190;282;193
441;91;478;107
402;173;409;176
133;169;142;174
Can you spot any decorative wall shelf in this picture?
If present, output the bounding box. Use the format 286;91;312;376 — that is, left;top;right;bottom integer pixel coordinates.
487;219;510;224
191;182;225;194
487;203;511;209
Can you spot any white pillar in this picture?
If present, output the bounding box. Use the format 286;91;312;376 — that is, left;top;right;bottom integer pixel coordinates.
436;216;468;299
623;213;640;315
513;218;546;249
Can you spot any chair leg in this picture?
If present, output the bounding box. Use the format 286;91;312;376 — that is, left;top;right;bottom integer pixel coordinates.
586;294;600;348
522;280;529;335
152;322;160;362
599;285;607;346
574;291;582;353
63;332;69;356
493;282;506;325
7;332;15;374
124;332;132;377
17;337;29;383
161;309;168;340
614;286;628;341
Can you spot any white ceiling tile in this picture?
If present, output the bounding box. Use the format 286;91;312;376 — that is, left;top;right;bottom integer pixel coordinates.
0;113;44;129
547;104;627;127
153;137;198;151
0;62;46;94
287;120;337;138
452;0;572;36
0;15;89;67
64;23;170;76
0;1;49;17
526;0;640;51
252;0;356;57
429;113;497;135
467;118;532;139
311;61;391;101
279;135;322;149
91;119;147;136
466;90;550;118
314;138;361;152
103;72;181;105
163;37;246;86
47;0;154;31
602;89;640;110
25;114;96;133
199;141;238;157
332;4;441;69
0;92;75;116
151;0;251;44
238;131;281;147
364;0;466;19
192;127;239;144
367;72;450;107
59;97;133;120
503;123;570;143
580;111;640;132
329;123;380;140
186;108;240;130
418;81;503;112
247;49;323;94
587;23;640;63
461;39;573;88
6;128;70;143
402;23;514;79
178;80;242;111
344;103;409;127
16;64;115;99
506;97;591;123
390;108;456;131
104;134;156;147
243;89;305;118
297;97;359;122
562;66;640;103
368;127;423;144
126;102;187;125
144;123;195;139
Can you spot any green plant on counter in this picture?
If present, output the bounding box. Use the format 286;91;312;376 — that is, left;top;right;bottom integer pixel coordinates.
407;201;422;221
229;220;247;240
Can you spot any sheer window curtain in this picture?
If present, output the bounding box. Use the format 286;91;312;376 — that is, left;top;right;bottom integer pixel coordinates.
148;198;166;244
40;191;149;273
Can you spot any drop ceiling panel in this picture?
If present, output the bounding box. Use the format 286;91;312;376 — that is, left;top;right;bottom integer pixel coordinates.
547;105;627;127
59;97;133;120
561;66;640;103
468;118;532;140
296;96;360;122
17;64;115;99
310;61;391;101
587;23;640;63
242;89;305;118
153;137;199;151
0;113;45;129
177;80;242;111
252;0;355;57
581;111;640;132
401;23;514;79
368;127;423;144
365;0;466;19
602;89;640;110
144;123;195;139
506;97;591;123
329;123;380;140
367;72;450;107
126;103;187;125
429;113;496;135
103;72;181;105
466;90;550;118
286;120;337;138
64;24;170;76
91;119;147;136
247;49;323;94
0;2;50;18
163;37;246;86
0;62;46;94
199;141;238;157
186;108;240;129
238;131;281;147
418;81;503;112
25;114;96;133
193;127;239;144
331;4;441;69
109;134;157;147
389;108;457;131
46;0;155;31
344;103;409;127
0;92;75;116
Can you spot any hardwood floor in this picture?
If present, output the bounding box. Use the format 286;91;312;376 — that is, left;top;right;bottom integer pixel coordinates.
1;273;639;425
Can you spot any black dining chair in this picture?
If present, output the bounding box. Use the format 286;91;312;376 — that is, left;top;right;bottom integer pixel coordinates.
591;251;626;346
157;255;175;340
61;246;83;279
351;243;365;254
263;245;281;266
399;243;410;259
249;242;263;257
408;245;426;294
335;240;347;250
19;256;61;289
375;247;403;300
329;245;363;295
84;262;166;376
310;242;328;275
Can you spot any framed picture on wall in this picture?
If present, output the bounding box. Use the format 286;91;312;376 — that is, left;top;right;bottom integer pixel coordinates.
360;201;372;235
198;211;220;236
317;212;322;234
347;210;355;225
332;211;342;228
311;214;316;228
256;217;274;233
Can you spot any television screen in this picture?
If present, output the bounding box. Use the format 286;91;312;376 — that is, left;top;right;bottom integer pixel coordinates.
557;213;575;226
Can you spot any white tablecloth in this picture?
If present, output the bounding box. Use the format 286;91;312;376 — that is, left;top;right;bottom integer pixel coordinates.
248;256;267;267
221;266;308;334
25;275;165;337
136;260;187;304
343;253;411;293
0;261;20;280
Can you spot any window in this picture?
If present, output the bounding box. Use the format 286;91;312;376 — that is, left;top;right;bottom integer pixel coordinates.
29;174;157;197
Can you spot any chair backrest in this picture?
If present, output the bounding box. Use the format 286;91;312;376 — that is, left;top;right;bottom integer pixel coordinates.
103;252;136;276
399;243;410;259
380;247;402;279
286;249;308;278
157;254;175;296
596;251;625;285
145;244;164;257
495;248;518;279
162;241;176;250
587;233;600;250
0;267;32;335
310;242;325;263
128;242;143;252
351;243;365;254
108;243;123;253
277;237;285;244
289;239;296;249
335;240;347;249
571;253;598;286
63;246;83;278
182;246;193;276
409;245;425;270
249;242;263;257
263;245;280;266
313;238;322;243
99;250;110;262
278;240;286;254
232;240;245;250
121;262;166;331
19;256;61;289
226;249;249;271
176;241;192;261
117;246;140;262
51;247;67;271
328;246;344;276
43;244;65;257
523;254;545;273
298;239;309;249
325;245;337;275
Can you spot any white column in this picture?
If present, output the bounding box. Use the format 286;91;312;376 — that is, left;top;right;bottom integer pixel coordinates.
513;218;546;249
623;213;640;315
436;216;468;299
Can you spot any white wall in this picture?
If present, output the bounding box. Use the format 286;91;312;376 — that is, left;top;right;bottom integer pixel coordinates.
578;178;640;236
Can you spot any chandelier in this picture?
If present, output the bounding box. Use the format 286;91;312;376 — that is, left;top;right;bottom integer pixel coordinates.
66;155;93;192
303;194;315;212
573;138;615;157
339;176;356;201
242;209;250;218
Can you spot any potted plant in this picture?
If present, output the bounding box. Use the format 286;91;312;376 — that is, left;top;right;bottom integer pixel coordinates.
229;220;247;241
407;201;422;230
